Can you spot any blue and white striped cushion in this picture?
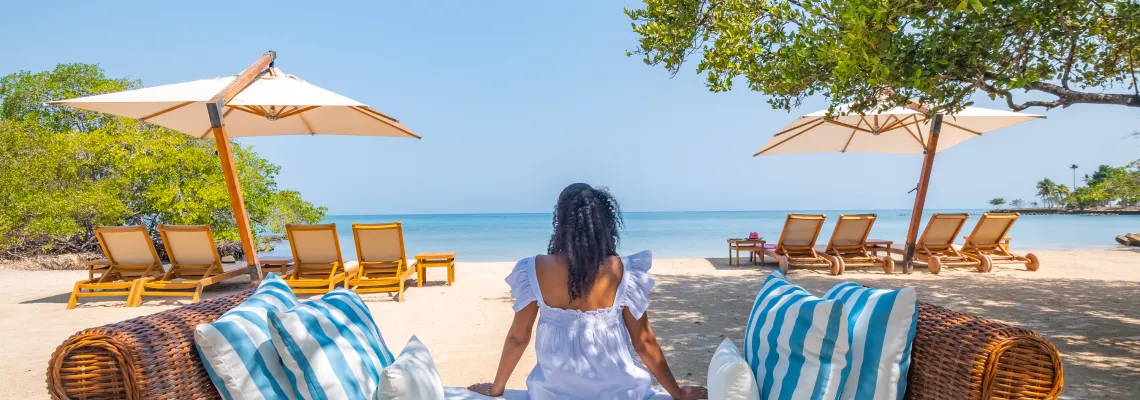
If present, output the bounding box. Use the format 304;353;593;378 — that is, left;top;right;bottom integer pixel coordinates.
823;282;918;400
268;289;395;400
744;270;850;400
194;273;300;400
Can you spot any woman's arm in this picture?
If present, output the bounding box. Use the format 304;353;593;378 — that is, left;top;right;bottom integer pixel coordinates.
481;302;539;396
623;309;706;400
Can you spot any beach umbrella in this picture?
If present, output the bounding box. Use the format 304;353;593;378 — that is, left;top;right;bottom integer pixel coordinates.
754;101;1041;272
49;51;419;266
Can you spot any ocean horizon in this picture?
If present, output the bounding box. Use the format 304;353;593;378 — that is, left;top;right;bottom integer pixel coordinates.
260;209;1138;262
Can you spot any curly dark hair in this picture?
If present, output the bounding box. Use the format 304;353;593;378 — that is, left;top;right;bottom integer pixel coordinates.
547;183;624;301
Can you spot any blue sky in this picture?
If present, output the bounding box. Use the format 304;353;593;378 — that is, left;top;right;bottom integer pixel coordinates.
3;2;1138;215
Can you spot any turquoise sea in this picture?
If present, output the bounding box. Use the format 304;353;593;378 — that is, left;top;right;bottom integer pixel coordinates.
261;210;1138;262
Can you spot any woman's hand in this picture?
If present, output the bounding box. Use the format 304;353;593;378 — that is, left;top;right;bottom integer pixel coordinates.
673;385;708;400
467;382;503;397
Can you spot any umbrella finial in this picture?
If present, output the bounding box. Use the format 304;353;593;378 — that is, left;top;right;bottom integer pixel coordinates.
266;50;277;69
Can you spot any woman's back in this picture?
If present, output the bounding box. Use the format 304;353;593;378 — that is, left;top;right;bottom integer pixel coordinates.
533;254;622;312
509;251;656;400
470;183;704;400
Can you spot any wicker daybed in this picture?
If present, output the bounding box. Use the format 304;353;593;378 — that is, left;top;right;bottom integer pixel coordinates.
46;290;1064;399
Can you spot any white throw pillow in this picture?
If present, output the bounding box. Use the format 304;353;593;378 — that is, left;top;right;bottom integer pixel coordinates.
707;338;760;400
378;335;445;400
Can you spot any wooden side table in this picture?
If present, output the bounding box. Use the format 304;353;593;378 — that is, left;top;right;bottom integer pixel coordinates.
257;256;294;283
415;252;456;287
865;239;894;257
728;238;766;266
84;259;110;280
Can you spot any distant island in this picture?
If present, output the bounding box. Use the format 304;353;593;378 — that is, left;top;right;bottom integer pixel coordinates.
988;163;1140;216
990;207;1140;216
986;163;1139;246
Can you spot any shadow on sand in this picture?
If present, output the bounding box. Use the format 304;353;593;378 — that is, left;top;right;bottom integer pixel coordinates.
21;276;434;307
650;258;1140;398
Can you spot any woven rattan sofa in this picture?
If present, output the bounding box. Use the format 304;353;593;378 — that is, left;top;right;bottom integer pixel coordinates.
46;289;1064;399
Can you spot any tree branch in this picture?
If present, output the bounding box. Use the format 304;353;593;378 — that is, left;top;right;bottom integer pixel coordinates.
1026;81;1140;107
973;77;1064;111
1061;31;1078;89
973;75;1140;111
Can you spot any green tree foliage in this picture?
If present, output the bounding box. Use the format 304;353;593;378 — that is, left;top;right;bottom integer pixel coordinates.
1086;165;1116;187
1055;184;1072;207
626;0;1140;114
1067;162;1140;208
989;197;1005;208
1010;198;1024;208
0;64;326;258
1036;178;1059;208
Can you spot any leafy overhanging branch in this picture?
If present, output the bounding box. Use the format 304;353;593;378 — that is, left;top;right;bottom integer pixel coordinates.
627;0;1140;113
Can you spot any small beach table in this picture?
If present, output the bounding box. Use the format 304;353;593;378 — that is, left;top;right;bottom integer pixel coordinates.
256;256;293;282
83;259;110;280
416;252;456;287
865;239;894;257
727;238;766;266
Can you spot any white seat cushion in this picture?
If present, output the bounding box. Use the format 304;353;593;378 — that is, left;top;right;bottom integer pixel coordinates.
442;386;673;399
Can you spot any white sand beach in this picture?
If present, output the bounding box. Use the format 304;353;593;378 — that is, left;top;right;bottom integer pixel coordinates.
2;249;1138;399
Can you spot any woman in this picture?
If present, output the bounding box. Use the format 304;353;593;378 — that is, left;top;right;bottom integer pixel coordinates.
469;184;705;399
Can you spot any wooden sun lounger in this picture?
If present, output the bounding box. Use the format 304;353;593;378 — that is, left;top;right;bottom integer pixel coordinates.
961;213;1040;272
764;214;837;274
67;226;164;309
902;213;982;274
130;225;247;306
346;222;416;302
284;223;357;294
822;214;895;274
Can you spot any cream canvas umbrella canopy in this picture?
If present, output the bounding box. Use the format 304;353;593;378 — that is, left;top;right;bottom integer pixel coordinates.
49;51;419;267
48;67;417;139
755;102;1042;272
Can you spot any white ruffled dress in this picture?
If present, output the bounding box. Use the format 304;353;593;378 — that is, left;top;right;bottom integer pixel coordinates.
505;250;657;400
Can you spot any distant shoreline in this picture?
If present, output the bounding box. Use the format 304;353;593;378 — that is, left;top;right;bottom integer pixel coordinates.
991;208;1140;216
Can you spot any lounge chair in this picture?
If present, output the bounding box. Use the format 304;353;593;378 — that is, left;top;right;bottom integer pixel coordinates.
909;213;982;274
131;225;248;305
67;226;163;309
821;214;895;274
961;213;1040;272
764;214;837;274
284;223;357;294
346;222;416;301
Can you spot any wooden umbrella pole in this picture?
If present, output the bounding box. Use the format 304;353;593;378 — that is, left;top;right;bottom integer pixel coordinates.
902;113;944;273
212;127;257;265
206;51;277;270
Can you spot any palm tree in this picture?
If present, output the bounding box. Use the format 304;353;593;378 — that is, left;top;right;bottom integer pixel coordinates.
1036;178;1057;208
1055;184;1072;208
1070;164;1079;188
